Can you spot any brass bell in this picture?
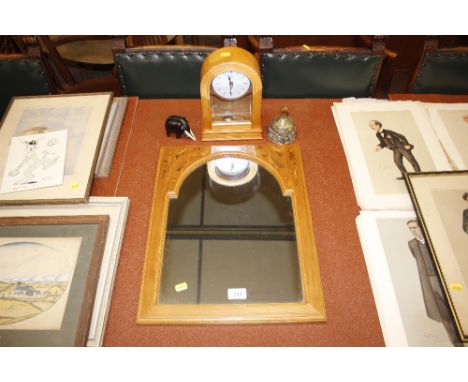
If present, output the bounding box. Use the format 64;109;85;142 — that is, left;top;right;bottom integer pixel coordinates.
267;107;296;144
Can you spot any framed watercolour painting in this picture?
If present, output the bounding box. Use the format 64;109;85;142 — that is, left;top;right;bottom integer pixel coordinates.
424;103;468;170
356;210;459;346
0;215;109;346
332;100;451;210
0;196;130;346
0;93;113;205
405;171;468;343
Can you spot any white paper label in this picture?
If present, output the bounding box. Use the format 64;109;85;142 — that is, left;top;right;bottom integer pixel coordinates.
227;288;247;300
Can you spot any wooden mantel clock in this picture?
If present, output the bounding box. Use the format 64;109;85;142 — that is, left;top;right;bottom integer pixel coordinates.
200;46;262;141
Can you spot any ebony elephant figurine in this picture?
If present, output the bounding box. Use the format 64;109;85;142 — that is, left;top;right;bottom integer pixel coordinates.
165;115;196;140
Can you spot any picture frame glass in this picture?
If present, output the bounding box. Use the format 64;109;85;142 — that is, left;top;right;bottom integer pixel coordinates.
406;171;468;342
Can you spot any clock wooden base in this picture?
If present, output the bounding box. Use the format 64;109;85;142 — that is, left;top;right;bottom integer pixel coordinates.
202;124;262;141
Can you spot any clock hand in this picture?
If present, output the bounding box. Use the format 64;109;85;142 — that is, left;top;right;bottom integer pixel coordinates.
228;76;233;96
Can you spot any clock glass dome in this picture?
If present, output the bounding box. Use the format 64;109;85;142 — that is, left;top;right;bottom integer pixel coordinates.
210;70;252;125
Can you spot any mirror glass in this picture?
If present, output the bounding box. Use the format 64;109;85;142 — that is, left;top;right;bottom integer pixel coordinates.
158;157;303;304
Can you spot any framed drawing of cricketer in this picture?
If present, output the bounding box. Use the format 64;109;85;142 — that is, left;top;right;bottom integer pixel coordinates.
0;214;109;346
332;100;451;210
425;103;468;170
405;171;468;343
356;210;460;346
0;93;113;205
0;196;130;346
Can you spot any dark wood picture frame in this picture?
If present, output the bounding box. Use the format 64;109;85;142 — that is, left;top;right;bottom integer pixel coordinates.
0;215;109;346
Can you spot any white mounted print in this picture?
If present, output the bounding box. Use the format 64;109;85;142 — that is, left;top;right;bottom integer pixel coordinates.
356;210;460;346
332;100;451;210
0;130;67;194
425;103;468;170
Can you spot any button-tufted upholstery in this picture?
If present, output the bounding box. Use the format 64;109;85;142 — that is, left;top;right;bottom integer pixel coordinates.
261;50;384;98
410;49;468;94
114;47;216;98
0;54;51;118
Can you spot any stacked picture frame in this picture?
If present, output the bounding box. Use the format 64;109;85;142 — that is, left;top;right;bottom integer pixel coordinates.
0;93;130;346
333;99;468;346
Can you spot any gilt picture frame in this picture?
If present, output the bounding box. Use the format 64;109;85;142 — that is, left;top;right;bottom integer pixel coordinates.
0;214;109;346
0;93;113;205
0;196;130;346
405;170;468;342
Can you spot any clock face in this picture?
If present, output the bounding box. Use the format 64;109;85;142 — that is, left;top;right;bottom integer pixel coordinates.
211;71;251;100
214;157;250;179
207;157;258;187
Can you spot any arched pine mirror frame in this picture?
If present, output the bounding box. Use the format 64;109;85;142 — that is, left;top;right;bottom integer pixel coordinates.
138;144;326;324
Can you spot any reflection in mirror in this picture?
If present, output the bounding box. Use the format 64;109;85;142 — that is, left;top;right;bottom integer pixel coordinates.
159;158;303;305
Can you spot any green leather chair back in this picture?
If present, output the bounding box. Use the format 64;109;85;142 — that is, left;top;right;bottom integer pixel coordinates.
115;47;215;98
261;51;383;98
411;51;468;94
0;55;51;119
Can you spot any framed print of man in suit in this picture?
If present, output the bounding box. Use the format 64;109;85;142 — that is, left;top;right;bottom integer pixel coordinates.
369;120;421;180
406;219;459;344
